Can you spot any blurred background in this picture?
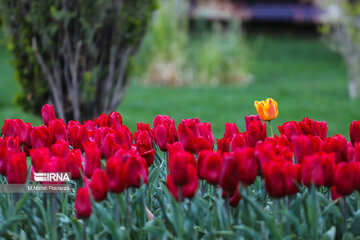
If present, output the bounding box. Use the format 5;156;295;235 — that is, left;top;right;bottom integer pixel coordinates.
0;0;359;138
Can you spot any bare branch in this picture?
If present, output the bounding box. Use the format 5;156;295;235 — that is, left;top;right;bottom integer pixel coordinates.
32;37;66;120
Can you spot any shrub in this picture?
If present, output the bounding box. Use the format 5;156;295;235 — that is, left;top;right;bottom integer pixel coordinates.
0;0;157;121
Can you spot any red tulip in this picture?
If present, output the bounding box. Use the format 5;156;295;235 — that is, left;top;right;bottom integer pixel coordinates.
195;136;213;154
30;126;49;148
135;122;154;142
109;112;122;129
198;122;214;146
102;133;117;159
217;137;230;153
301;152;335;188
30;147;51;172
51;140;69;159
4;136;21;153
136;131;155;167
230;133;247;151
247;120;267;147
94;113;109;128
40;156;67;179
255;141;278;170
224;123;239;140
236;147;258;185
283;162;300;195
198;150;223;185
166;163;198;201
75;187;92;219
334;162;355;196
68;124;89;150
169;151;195;186
352;161;360;191
219;152;240;194
114;126;133;150
84;142;101;178
320;135;348;163
41;104;56;126
0;146;14;176
94;127;114;154
178;118;200;153
48;119;67;144
153;115;179;151
122;152;148;188
166;142;184;159
293;135;321;163
350;120;360;147
245;115;261;131
67;149;84;180
7;152;27;184
263;161;286;198
2;119;32;145
311;120;328;141
278;121;302;141
106;157;125;193
89;168;108;202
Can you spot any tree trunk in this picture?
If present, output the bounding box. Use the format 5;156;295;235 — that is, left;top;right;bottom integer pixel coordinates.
348;61;359;99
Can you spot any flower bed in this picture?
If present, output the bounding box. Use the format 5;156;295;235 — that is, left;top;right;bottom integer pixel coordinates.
0;99;359;239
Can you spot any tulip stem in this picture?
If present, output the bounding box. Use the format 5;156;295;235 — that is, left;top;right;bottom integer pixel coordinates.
200;181;204;197
83;220;87;240
51;193;57;240
43;193;48;210
126;189;130;230
268;121;274;138
225;194;231;228
343;197;348;228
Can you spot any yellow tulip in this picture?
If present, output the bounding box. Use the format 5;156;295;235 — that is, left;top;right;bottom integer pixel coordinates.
254;98;278;122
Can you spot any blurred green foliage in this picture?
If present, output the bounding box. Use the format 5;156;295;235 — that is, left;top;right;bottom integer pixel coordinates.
131;0;251;86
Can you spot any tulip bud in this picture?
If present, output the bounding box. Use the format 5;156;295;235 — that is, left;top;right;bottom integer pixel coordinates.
236;147;258;185
245;115;261;131
75;187;92;219
109;112;123;129
350;120;360;147
320;135;348;163
30;126;50;149
224;123;239;140
106;157;125;193
153;115;179;151
94;113;109;128
123;154;148;188
48;119;67;144
7;152;27;184
219;152;240;194
334;162;355;196
166;163;198;201
247;120;267;147
263;161;286;198
84;142;101;178
278;121;302;142
67;149;84;180
41;104;56;126
198;150;223;185
89;169;108;202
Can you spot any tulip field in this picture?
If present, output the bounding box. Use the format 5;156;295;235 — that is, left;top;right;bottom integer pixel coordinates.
1;99;360;239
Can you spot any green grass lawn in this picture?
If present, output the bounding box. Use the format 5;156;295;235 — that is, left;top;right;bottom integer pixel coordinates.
0;33;357;139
